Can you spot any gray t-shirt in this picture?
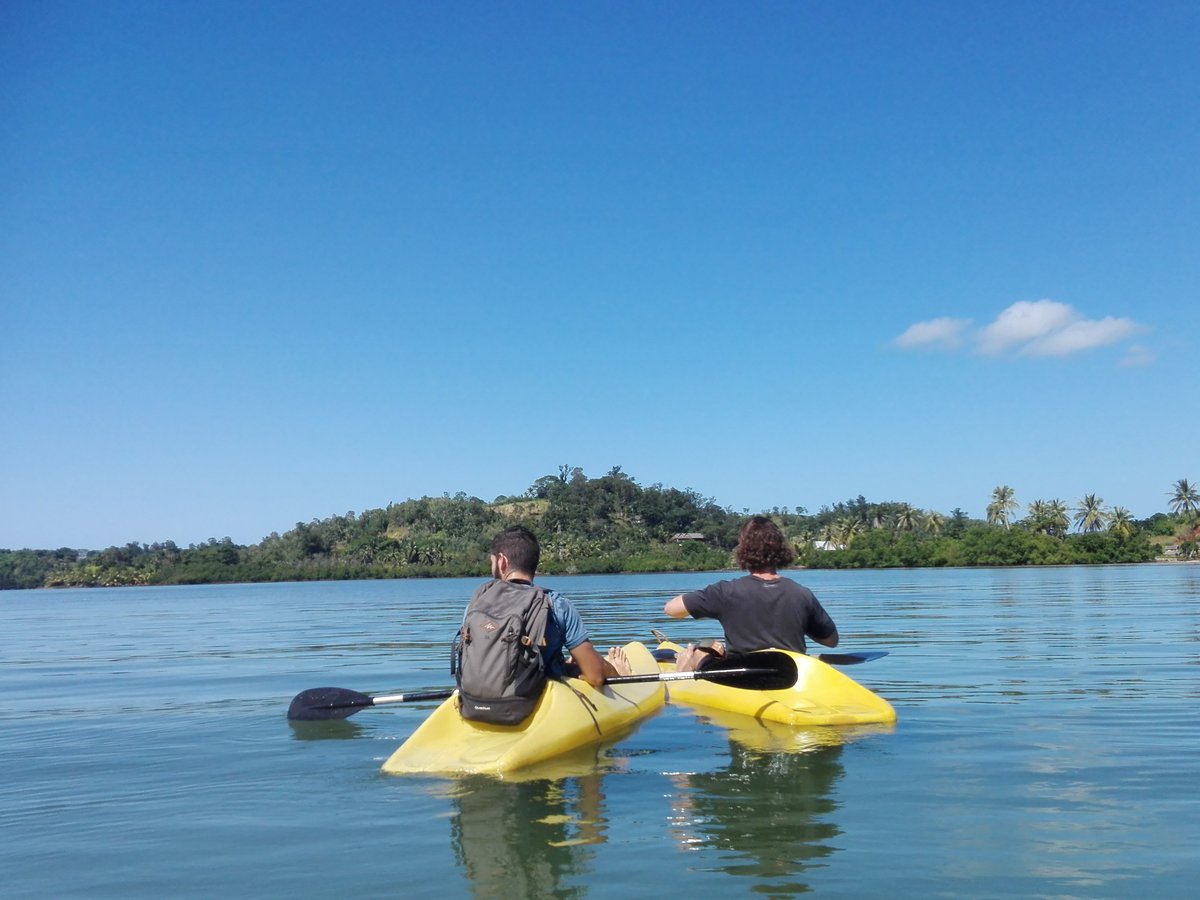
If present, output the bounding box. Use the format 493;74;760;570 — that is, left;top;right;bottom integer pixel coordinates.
682;574;836;654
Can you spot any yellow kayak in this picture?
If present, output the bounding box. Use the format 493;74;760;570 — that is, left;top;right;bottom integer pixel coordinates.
656;641;896;726
381;641;666;776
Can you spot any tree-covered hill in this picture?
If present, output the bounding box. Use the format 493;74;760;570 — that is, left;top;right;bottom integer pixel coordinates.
2;467;737;588
2;466;1187;589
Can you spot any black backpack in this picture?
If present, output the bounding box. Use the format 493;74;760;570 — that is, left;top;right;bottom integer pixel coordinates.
452;579;552;725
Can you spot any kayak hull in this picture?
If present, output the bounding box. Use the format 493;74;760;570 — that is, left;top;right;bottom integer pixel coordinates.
657;641;896;726
381;641;665;776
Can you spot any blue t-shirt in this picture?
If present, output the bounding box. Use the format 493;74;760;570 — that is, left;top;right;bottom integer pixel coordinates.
542;590;590;676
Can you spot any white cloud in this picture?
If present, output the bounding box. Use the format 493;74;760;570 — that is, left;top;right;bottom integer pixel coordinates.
976;299;1078;355
1117;343;1157;367
895;299;1151;364
892;317;972;350
1023;316;1143;357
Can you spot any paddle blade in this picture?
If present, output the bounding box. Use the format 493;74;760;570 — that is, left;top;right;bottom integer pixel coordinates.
699;651;798;691
287;687;374;721
818;651;889;666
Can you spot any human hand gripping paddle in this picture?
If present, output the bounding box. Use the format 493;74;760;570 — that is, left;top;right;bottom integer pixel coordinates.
287;653;798;721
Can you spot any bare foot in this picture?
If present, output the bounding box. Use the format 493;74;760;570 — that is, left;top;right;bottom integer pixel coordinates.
674;643;705;672
605;645;633;676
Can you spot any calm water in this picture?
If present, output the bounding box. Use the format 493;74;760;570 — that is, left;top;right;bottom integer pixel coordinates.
4;565;1199;898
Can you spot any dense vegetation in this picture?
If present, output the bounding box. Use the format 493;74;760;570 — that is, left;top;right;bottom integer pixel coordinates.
2;469;1196;590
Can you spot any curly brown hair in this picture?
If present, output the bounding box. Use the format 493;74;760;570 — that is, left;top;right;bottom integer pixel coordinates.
734;516;795;571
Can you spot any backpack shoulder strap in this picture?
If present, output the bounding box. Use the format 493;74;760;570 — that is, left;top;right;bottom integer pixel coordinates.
522;584;552;648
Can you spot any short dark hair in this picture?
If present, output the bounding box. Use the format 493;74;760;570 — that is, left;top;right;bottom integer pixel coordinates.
490;526;541;574
734;516;795;571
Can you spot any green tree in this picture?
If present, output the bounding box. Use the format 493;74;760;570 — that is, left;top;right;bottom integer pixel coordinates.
819;521;840;547
1046;499;1071;537
1109;506;1135;538
1026;499;1070;537
834;518;863;547
945;508;971;538
1168;478;1199;518
894;504;918;532
1074;494;1108;533
1026;500;1050;534
987;485;1018;529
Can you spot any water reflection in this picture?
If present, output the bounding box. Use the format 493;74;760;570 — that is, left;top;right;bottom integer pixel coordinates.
446;770;614;899
668;714;889;893
423;731;650;897
287;719;365;741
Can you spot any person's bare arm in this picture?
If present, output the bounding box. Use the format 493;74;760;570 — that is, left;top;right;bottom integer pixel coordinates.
815;627;839;648
663;595;689;618
567;640;612;688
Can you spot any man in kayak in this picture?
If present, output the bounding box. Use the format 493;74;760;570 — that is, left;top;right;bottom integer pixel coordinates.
484;526;631;685
663;516;839;671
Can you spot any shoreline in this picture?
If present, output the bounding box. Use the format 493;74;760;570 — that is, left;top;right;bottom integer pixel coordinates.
10;556;1198;592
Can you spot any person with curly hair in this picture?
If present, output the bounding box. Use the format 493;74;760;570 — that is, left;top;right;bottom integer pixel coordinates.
663;516;839;671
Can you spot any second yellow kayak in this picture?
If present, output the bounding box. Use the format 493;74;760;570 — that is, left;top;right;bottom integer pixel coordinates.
656;641;897;726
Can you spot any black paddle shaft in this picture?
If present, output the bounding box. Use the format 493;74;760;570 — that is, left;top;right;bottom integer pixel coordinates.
286;650;810;721
652;646;887;668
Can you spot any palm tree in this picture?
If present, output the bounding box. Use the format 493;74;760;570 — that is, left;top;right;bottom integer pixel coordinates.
1169;478;1199;518
1109;506;1134;537
1028;499;1071;537
987;485;1018;529
1026;500;1050;534
378;540;405;566
1047;499;1070;537
834;518;863;547
1074;494;1108;533
820;521;840;547
925;511;945;535
894;504;918;532
787;526;814;558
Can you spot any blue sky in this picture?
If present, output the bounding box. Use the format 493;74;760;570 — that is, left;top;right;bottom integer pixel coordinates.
3;1;1196;550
